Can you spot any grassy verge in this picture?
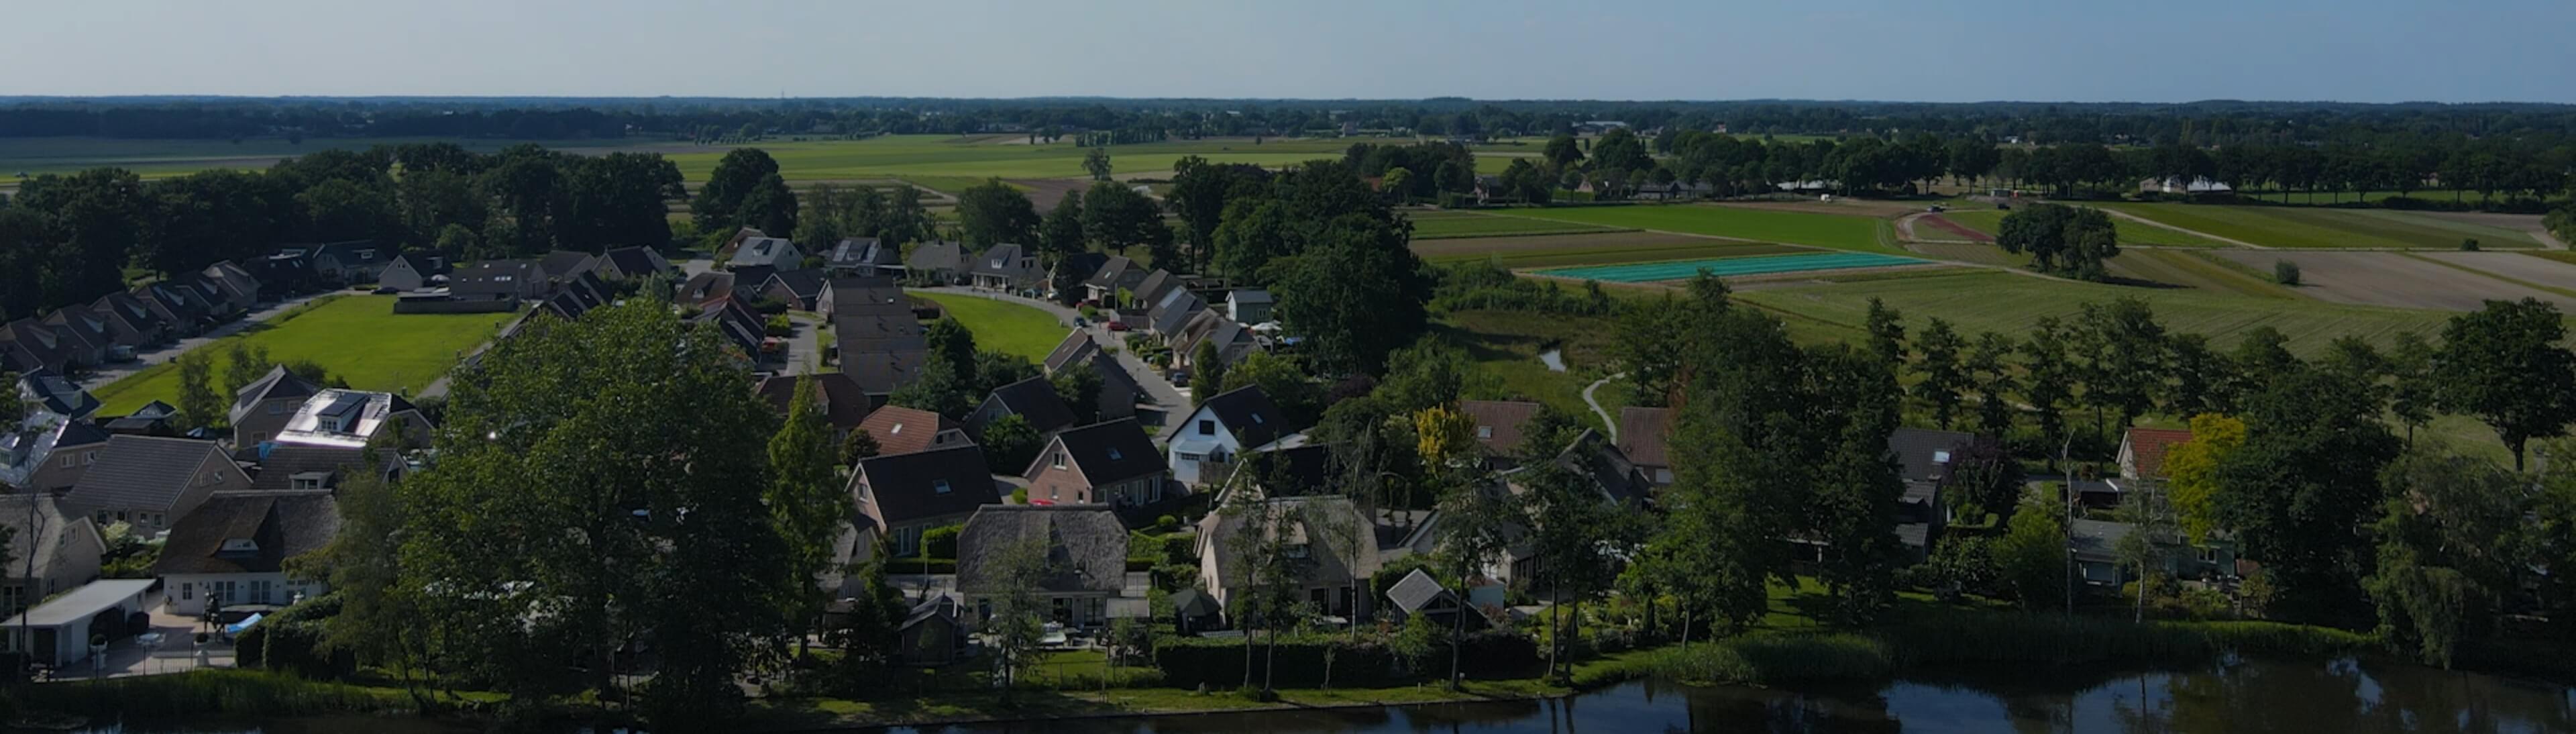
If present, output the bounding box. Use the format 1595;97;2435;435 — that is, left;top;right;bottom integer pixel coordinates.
907;291;1069;363
6;669;409;719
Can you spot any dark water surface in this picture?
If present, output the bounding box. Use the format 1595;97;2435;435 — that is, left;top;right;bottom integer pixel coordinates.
48;658;2576;733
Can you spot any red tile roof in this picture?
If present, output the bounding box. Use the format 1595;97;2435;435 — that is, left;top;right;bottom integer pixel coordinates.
2123;427;2196;478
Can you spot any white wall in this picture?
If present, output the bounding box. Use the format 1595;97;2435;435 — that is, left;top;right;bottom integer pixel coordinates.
164;572;325;616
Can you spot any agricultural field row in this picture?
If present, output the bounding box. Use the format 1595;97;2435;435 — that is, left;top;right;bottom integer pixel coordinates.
2092;201;2541;250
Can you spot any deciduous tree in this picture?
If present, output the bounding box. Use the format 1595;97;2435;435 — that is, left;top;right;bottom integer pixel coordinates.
2436;298;2576;470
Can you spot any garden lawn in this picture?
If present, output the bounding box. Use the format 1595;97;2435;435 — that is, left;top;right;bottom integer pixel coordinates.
89;296;515;415
1735;270;2454;357
2092;203;2540;249
1491;205;1907;255
908;291;1067;362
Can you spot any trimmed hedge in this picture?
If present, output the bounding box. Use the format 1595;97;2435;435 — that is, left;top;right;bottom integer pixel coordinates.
1152;631;1538;689
235;594;356;680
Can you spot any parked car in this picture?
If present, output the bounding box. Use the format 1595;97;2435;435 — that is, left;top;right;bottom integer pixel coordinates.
1106;321;1130;332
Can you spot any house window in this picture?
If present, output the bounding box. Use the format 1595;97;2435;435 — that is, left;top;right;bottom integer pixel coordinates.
1049;486;1059;501
1051;452;1066;470
1251;413;1265;425
1106;448;1123;461
84;452;97;465
60;455;74;468
249;580;274;604
268;403;284;415
292;477;322;491
932;479;952;495
180;583;193;600
1477;426;1493;439
1197;420;1215;435
894;525;923;556
1087;598;1106;624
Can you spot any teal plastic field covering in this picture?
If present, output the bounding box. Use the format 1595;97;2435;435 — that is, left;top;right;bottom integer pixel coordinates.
1535;252;1928;282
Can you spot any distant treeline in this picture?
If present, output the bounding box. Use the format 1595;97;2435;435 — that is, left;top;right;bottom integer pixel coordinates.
6;97;2576;146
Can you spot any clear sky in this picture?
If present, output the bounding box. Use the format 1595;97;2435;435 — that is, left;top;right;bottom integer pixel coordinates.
5;0;2571;103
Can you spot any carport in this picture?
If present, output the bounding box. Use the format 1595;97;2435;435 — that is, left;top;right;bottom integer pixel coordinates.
1;578;158;667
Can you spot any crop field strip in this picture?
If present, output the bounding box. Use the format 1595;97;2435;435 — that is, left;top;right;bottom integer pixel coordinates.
1413;231;1810;268
1538;252;1930;282
2206;250;2574;311
2094;202;2541;250
1409;210;1630;240
1937;209;2233;249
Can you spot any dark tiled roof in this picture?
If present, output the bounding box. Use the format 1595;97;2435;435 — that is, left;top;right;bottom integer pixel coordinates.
1616;407;1672;468
956;505;1125;594
0;495;93;580
66;435;229;513
678;272;737;305
1552;429;1653;505
449;260;537;299
602;246;669;277
985;376;1076;435
969;244;1042;280
1042;330;1095;373
539;251;598;280
1132;270;1182;309
826;276;911;319
1238;443;1332;492
19;368;100;419
855;444;999;526
1887;427;1977;485
1054;252;1108;284
764;269;828;301
1387;568;1452;613
857;405;967;456
150;493;340;576
44;306;114;354
731;237;800;268
55;419;112;448
1195;386;1294;448
231;365;321;424
249;443;372;491
905;242;967;273
1042;419;1164;483
827;238;899;269
755;373;873;431
1459;400;1541;455
1083;256;1136;289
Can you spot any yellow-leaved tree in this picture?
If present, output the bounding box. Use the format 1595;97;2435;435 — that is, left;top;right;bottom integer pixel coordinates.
2163;413;2247;543
1412;404;1477;469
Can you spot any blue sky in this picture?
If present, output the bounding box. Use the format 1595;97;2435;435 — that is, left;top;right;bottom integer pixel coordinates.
5;0;2571;103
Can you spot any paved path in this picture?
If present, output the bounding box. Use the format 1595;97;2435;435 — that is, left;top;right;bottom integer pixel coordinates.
1582;372;1623;441
74;290;339;389
917;286;1191;435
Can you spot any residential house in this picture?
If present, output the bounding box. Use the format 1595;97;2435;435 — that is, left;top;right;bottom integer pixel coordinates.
538;271;615;321
835;323;931;397
537;251;600;283
152;492;340;616
730;236;802;271
229;366;323;448
274;389;432;450
2070;519;2239;587
200;260;263;312
249;443;399;492
448;260;547;303
62;436;250;532
1226;289;1274;323
1472;174;1513;204
19;369;101;423
1170;312;1254;372
1146;286;1205;342
761;269;829;311
1887;427;1978;563
819;276;912;320
1458;399;1541;464
136;280;215;335
1041;331;1138;420
855;405;973;457
286;240;386;284
2118;427;2193;482
718;227;769;260
87;292;170;350
1167;385;1298;486
1130;270;1183;313
0;495;107;617
677;272;738;307
968;376;1078;442
968;244;1044;293
904;241;970;285
378;253;443;291
1021;419;1168;508
1048;252;1108;301
754;372;875;437
956;505;1142;629
42;307;118;364
691;297;769;360
597;246;673;280
1196;494;1382;623
1081;255;1148;305
0;319;84;374
4;421;111;492
1384;568;1482;629
1615;407;1675;486
101;402;181;437
849;445;1000;557
727;265;778;296
823;238;904;278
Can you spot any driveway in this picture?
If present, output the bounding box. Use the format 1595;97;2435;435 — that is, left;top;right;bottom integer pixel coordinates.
780;311;824;375
74;289;339;389
916;287;1190;435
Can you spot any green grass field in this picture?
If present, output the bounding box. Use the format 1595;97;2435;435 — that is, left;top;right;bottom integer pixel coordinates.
1432;309;1621;428
1939;209;2234;248
907;291;1067;362
2093;203;2540;249
1415;235;1809;268
1406;210;1627;239
1735;270;2453;356
1490;205;1908;255
90;296;516;415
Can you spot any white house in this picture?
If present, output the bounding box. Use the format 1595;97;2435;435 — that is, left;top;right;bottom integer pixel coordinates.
151;493;339;617
1165;385;1296;486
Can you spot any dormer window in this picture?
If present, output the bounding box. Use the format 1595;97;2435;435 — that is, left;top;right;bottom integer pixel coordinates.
1251;413;1265;425
1051;452;1066;470
1477;426;1493;439
290;472;330;491
1285;543;1310;559
890;423;904;435
219;538;259;554
932;479;953;494
1106;448;1123;461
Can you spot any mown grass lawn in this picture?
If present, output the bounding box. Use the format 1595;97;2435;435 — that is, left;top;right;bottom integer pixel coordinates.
908;291;1068;363
1491;205;1907;255
90;295;515;415
1941;209;2234;248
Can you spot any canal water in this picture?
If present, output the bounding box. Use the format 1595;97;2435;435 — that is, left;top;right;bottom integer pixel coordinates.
47;658;2576;733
